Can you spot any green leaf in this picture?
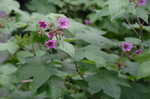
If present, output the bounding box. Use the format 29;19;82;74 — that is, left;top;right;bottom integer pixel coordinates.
16;51;34;63
26;0;56;14
0;51;9;64
122;61;140;76
143;26;150;32
72;93;87;99
0;0;20;13
0;75;11;86
68;20;115;48
16;51;34;58
0;64;17;86
137;61;150;79
48;76;65;99
121;83;150;99
75;45;118;68
125;37;141;45
35;50;46;56
86;69;127;99
9;91;46;99
17;56;54;91
89;7;110;22
0;64;17;75
136;7;148;23
58;41;75;57
107;0;129;19
0;40;19;54
142;40;150;47
134;50;150;63
74;45;106;67
48;0;65;8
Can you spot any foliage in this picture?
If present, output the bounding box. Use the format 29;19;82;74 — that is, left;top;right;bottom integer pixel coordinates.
0;0;150;99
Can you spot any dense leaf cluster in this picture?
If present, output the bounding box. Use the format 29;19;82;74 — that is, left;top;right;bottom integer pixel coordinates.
0;0;150;99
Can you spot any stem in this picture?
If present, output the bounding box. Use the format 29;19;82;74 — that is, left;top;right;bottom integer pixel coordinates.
136;17;144;42
74;62;85;80
125;17;144;49
125;17;139;37
32;44;36;56
30;34;36;56
21;79;33;83
136;17;145;49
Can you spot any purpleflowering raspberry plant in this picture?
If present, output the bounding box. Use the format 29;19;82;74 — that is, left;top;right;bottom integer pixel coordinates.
37;17;70;50
1;0;150;98
57;17;70;29
121;42;134;52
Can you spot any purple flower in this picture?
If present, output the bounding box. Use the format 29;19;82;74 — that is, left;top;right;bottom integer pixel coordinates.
121;42;133;52
45;40;57;48
137;0;147;6
84;19;92;25
135;49;143;54
0;11;7;18
47;32;54;39
38;20;47;29
57;17;70;29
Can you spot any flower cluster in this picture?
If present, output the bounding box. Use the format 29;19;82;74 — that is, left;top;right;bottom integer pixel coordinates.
135;49;143;54
137;0;147;6
37;17;70;49
121;42;143;55
129;0;147;6
45;32;56;49
121;42;133;52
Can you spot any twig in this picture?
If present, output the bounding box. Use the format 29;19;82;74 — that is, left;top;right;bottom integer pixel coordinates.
21;79;33;83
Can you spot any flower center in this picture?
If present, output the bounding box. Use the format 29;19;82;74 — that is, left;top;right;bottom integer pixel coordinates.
124;44;129;49
47;42;53;46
